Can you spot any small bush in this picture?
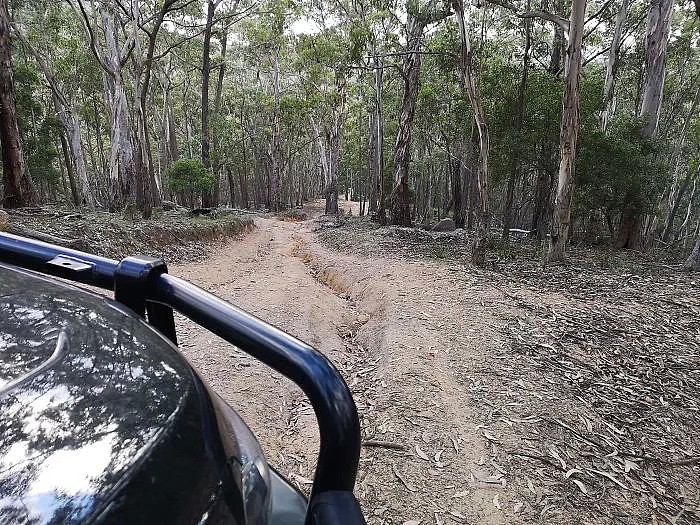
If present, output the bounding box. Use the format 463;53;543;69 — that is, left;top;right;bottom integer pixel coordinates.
166;159;215;196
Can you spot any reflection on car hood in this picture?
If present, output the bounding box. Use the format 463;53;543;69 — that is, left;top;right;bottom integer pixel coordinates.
0;263;194;524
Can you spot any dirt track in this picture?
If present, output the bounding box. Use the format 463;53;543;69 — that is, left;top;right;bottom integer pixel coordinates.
172;201;700;525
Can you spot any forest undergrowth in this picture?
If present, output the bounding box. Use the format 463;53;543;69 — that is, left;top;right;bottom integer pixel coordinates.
0;206;257;262
316;212;700;524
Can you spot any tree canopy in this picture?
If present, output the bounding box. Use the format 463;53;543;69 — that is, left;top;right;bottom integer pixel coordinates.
0;0;698;265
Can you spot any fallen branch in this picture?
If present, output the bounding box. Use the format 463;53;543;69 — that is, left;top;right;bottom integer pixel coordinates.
7;224;86;250
363;439;408;451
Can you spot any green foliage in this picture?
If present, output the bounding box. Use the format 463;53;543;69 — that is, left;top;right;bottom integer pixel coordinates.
577;116;669;215
166;159;215;195
13;61;60;187
27;116;61;185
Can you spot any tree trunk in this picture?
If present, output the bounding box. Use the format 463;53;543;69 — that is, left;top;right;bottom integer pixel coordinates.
13;26;98;207
212;27;228;206
99;7;137;211
368;110;377;214
201;0;215;207
640;0;674;137
615;212;643;249
616;0;674;249
601;0;629;132
59;131;80;206
0;0;35;208
547;0;586;263
269;46;282;211
368;49;383;218
676;176;697;240
503;13;531;240
375;55;386;224
684;230;700;271
661;85;699;241
451;146;466;228
227;166;235;205
663;169;693;242
390;11;423;226
531;166;549;239
92;94;108;191
60;103;97;207
133;6;169;218
159;64;179;172
453;0;490;265
327;74;346;215
548;0;565;74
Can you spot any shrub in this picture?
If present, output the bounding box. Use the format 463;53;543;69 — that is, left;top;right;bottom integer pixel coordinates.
166;159;215;197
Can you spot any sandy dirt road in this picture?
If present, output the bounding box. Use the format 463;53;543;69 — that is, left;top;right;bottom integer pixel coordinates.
172;202;513;525
171;201;699;525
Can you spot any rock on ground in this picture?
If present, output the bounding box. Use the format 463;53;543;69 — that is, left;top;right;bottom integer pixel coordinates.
430;217;456;232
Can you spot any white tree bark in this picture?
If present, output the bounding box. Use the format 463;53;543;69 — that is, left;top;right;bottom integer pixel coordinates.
58;100;99;207
640;0;674;138
12;26;99;207
601;0;629;133
371;48;385;219
269;45;282;211
99;6;138;209
453;0;490;265
548;0;586;263
309;74;347;216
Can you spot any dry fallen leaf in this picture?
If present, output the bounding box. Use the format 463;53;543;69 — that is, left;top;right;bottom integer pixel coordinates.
493;495;502;510
549;447;567;470
565;468;583;479
526;477;536;495
483;430;499;442
402;521;421;525
393;465;418;492
623;459;638;473
585;468;628;490
571;479;588;494
415;445;430;461
434;449;445;468
514;501;524;513
471;469;504;484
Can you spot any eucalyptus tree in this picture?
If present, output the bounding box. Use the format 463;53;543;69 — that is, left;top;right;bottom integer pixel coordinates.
130;0;196;216
452;0;490;264
390;0;451;226
296;15;355;215
548;0;587;263
72;0;196;217
601;0;629;132
616;0;675;249
71;0;139;212
13;2;99;207
156;55;180;180
201;0;243;206
502;12;532;241
0;0;36;207
238;0;302;210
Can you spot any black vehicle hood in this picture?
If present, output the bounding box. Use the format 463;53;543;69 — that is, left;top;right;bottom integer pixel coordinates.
0;263;200;524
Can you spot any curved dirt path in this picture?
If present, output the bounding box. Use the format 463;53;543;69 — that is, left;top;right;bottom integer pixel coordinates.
171;201;518;525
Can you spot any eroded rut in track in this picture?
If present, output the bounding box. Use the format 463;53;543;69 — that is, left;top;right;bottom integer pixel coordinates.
170;202;511;525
